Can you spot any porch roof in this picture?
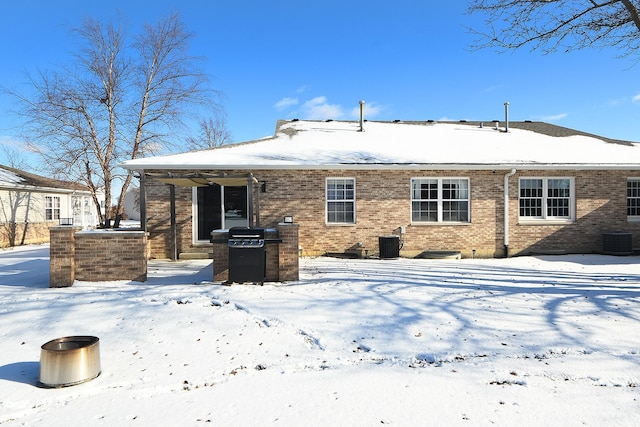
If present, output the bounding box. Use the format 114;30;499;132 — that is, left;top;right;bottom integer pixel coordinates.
144;172;258;187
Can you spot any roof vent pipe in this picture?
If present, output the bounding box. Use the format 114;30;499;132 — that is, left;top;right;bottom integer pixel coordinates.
359;100;365;132
504;102;510;132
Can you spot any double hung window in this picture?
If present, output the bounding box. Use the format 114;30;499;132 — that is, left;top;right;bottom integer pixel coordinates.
628;179;640;220
326;178;355;224
411;178;469;223
45;196;61;221
519;178;573;221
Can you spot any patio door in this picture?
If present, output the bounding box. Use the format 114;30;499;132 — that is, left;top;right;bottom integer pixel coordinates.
222;186;248;229
194;184;248;242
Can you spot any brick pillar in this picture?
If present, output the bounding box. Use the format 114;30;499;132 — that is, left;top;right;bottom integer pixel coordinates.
210;229;229;282
277;223;299;281
49;226;82;288
211;243;229;282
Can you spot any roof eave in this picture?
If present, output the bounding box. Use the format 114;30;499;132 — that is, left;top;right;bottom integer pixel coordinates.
0;183;93;194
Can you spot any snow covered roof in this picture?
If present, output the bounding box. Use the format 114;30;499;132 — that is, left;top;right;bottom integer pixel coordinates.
121;120;640;171
0;164;89;192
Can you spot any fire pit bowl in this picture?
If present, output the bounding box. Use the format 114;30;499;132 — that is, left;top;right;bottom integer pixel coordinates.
39;335;101;388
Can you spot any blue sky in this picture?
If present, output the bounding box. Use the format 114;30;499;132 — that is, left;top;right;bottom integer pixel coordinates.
1;0;640;167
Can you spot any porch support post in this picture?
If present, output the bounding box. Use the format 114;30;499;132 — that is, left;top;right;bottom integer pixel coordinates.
169;184;177;261
139;172;147;233
255;180;261;228
247;173;255;227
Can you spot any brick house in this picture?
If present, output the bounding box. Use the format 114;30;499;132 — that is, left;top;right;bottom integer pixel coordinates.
122;119;640;259
0;164;100;247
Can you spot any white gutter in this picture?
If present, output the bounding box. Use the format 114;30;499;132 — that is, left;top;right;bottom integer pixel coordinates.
504;168;517;257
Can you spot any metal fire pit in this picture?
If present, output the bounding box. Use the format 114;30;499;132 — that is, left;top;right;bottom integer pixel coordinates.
39;336;101;388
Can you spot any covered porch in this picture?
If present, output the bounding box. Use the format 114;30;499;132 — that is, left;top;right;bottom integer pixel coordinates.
136;171;299;282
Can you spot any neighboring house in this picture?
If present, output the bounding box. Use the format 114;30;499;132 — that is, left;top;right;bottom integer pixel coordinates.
0;165;100;247
121;119;640;259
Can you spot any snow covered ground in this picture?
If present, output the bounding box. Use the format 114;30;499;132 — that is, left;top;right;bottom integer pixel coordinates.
1;245;639;426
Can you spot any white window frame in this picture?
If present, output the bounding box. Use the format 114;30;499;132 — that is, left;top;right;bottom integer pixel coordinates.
627;178;640;222
410;177;470;224
326;177;356;225
518;177;575;222
45;195;61;221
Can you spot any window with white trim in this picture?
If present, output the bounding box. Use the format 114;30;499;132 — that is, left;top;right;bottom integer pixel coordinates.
519;178;574;220
45;196;60;221
411;178;470;223
326;178;355;224
628;178;640;219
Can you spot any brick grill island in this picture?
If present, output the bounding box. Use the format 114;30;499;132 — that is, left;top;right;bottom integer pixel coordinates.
50;226;148;287
211;223;299;283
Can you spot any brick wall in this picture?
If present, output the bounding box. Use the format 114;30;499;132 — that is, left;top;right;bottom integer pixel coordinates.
74;230;147;282
143;168;640;259
49;227;147;286
509;170;640;255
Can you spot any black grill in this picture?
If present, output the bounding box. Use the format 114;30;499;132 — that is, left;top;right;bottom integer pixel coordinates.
227;227;267;284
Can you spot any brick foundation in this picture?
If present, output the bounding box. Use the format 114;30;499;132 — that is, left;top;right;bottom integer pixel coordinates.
1;221;52;248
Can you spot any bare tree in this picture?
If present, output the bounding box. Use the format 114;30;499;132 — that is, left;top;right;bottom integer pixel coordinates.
185;111;232;150
0;148;35;247
467;0;640;57
10;12;215;227
0;145;29;171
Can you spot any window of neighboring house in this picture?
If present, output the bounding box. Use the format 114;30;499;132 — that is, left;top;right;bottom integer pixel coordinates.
411;178;470;223
628;178;640;220
45;196;61;221
193;184;248;242
326;178;356;224
519;178;574;221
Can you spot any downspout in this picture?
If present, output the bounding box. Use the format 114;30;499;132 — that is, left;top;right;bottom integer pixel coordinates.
504;169;516;257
